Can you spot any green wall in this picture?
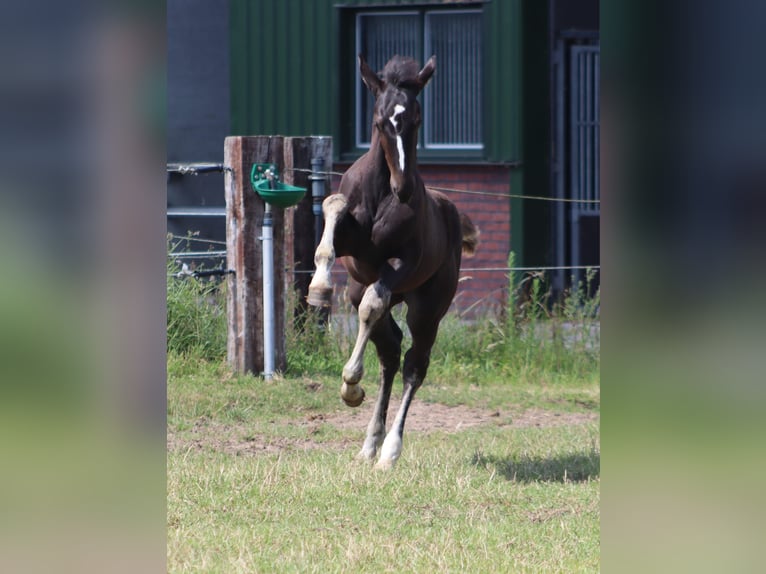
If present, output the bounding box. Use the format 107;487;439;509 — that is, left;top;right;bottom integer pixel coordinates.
517;0;551;268
229;0;521;163
230;0;338;138
483;0;522;163
229;0;551;266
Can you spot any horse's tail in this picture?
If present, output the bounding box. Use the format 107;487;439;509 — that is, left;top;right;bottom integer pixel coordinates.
460;212;479;257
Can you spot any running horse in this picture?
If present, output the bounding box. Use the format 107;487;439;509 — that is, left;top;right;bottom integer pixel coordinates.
307;54;479;469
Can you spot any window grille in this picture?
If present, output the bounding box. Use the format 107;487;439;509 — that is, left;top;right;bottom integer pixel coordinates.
355;9;483;150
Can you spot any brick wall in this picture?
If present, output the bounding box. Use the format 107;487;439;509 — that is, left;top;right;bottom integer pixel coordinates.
419;164;512;315
325;162;512;316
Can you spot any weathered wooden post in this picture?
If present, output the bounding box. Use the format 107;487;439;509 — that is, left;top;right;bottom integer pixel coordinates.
224;135;332;376
224;136;288;375
283;136;333;322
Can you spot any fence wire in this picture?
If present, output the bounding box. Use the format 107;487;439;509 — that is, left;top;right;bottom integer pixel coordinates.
282;167;600;205
167;234;227;246
289;266;600;275
168;261;599;277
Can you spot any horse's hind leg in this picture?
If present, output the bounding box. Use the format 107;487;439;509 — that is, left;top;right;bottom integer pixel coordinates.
358;313;402;461
376;283;451;470
375;325;436;470
307;194;348;307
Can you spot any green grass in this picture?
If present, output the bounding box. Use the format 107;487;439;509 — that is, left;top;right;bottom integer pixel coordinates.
167;357;599;573
168;427;599;573
284;258;600;385
167;251;227;361
167;257;600;572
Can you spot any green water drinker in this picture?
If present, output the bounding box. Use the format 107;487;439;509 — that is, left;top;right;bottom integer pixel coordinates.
251;163;307;208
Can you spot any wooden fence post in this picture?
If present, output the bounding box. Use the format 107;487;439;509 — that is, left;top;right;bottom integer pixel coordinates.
283;136;333;320
224;135;332;376
224;135;287;375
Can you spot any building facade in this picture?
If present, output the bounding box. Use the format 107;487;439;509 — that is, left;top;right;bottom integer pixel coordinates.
168;0;599;310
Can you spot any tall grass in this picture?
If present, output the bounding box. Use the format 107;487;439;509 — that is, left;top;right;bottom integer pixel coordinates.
428;254;600;383
166;252;600;380
166;258;227;361
284;252;599;382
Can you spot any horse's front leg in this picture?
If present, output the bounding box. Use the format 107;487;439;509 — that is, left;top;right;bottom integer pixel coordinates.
357;314;402;460
340;282;391;407
307;194;348;307
343;258;411;409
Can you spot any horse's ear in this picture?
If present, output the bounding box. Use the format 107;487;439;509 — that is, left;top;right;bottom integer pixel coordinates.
416;55;436;92
359;54;383;97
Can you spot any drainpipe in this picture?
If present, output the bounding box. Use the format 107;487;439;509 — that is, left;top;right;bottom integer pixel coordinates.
309;157;326;249
309;157;330;326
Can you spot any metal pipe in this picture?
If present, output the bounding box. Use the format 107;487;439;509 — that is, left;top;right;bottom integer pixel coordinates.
262;202;275;381
166;162;225;175
569;47;580;290
554;39;566;297
309;157;326;249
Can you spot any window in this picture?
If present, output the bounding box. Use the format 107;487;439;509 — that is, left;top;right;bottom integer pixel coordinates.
354;8;483;152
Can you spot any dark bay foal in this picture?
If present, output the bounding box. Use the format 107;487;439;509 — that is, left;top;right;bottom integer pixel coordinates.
308;54;479;469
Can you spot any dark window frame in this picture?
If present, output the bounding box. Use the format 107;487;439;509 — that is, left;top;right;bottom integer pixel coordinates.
340;4;486;162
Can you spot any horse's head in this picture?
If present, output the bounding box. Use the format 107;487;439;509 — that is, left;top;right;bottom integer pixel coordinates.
359;54;435;202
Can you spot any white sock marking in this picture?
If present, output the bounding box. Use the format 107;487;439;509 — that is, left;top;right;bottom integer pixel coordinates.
389;104;406;172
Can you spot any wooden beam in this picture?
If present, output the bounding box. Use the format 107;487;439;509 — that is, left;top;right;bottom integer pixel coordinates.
224;135;287;375
224;135;332;376
283;136;333;321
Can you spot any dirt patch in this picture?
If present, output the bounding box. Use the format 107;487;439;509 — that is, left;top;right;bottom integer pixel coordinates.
321;400;596;433
167;421;358;457
168;403;597;456
322;401;499;432
506;408;598;429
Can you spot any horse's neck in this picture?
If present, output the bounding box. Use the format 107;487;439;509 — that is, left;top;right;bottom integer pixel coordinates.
367;132;422;198
369;132;389;172
371;128;420;169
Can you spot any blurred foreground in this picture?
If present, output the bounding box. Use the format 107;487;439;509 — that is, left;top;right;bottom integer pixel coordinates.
0;2;166;573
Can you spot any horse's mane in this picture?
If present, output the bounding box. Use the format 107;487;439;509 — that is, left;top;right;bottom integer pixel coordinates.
381;55;421;91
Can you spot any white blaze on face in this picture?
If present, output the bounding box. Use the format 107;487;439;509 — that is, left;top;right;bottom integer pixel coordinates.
388;104;406;172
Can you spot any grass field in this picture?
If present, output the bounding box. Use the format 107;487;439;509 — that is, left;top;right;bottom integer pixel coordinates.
167;262;600;572
167;360;599;572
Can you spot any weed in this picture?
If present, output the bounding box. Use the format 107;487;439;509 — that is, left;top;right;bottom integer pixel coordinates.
167;260;599;381
166;257;227;361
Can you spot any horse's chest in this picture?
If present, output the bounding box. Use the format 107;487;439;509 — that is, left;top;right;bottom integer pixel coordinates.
369;201;416;249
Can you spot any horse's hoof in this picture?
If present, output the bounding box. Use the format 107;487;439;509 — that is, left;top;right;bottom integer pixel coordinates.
356;448;376;463
307;286;333;307
374;458;396;471
341;382;365;407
